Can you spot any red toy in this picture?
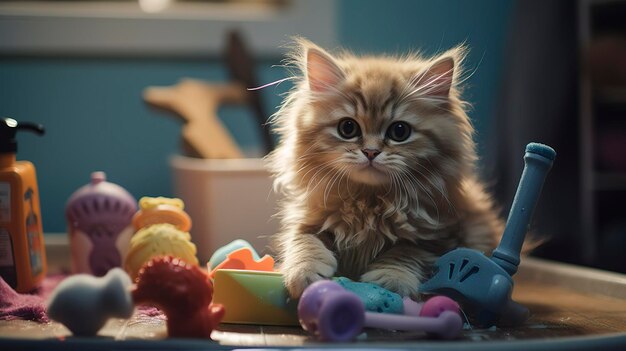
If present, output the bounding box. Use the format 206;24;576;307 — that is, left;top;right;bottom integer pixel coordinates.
132;256;225;338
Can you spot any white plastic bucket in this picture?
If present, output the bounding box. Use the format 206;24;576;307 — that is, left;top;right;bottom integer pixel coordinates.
170;155;279;263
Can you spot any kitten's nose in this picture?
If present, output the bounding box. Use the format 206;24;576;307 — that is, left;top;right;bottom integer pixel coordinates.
361;148;381;160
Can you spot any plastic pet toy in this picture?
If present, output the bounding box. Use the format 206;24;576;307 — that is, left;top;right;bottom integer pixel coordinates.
208;239;260;270
46;268;134;336
209;247;274;278
132;256;225;339
298;280;462;342
420;142;556;327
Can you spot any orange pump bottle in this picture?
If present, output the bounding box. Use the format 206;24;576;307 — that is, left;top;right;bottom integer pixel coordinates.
0;118;47;292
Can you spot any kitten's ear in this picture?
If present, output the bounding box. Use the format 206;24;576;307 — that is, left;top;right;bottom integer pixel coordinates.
306;48;345;93
412;56;455;98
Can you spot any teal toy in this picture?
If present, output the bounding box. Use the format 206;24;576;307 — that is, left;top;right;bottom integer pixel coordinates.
334;277;404;314
420;142;555;327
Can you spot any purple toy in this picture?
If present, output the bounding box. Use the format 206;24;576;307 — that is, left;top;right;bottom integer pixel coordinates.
65;172;137;276
298;280;463;342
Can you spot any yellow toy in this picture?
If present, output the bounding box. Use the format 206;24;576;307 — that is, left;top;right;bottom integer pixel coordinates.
212;269;298;326
124;223;199;281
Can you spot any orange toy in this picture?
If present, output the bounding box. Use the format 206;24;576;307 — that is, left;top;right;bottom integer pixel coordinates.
132;197;191;232
209;247;274;278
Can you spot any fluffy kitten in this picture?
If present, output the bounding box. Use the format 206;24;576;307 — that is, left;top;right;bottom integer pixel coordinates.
267;39;503;299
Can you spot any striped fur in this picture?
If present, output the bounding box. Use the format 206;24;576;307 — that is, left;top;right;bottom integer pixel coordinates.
267;39;503;298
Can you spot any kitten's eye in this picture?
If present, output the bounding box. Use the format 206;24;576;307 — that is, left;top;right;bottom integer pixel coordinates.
337;118;361;139
386;121;411;142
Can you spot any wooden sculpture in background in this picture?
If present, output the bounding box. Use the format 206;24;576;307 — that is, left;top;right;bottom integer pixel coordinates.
143;31;274;159
225;31;274;154
143;80;245;159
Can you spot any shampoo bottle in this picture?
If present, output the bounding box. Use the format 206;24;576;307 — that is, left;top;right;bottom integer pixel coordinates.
0;117;46;293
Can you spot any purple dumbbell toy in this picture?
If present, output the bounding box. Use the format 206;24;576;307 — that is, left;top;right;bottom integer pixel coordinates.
298;280;463;342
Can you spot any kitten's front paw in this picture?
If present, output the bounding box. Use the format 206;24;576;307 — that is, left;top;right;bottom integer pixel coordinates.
360;268;421;298
281;256;337;298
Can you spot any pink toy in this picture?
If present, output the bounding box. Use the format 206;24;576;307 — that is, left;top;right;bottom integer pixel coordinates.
298;280;462;342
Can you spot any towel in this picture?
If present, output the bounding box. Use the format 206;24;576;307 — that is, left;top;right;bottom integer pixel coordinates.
0;275;165;323
0;276;61;322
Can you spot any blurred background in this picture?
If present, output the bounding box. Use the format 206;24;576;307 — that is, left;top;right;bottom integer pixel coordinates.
1;0;625;272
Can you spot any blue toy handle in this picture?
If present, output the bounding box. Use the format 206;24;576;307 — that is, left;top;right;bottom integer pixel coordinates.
491;142;555;276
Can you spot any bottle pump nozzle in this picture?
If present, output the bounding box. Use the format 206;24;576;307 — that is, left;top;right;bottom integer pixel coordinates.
1;117;45;153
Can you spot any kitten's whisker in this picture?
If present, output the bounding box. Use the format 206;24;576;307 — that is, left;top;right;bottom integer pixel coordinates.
295;159;327;180
404;165;445;212
396;170;419;212
247;76;296;91
399;68;454;103
388;172;399;207
308;170;334;203
294;139;328;159
388;162;431;212
406;72;449;96
336;166;350;201
323;165;345;207
412;163;457;215
396;171;411;209
401;169;440;225
300;157;341;180
305;159;345;196
325;165;347;206
294;150;337;165
304;164;336;194
391;171;411;210
300;160;335;191
455;51;484;87
296;147;338;158
405;164;440;197
403;172;421;210
336;167;346;201
393;171;406;209
338;166;352;201
383;171;398;202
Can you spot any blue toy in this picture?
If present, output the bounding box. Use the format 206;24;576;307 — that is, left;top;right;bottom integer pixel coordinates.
334;277;404;314
47;268;134;336
420;142;555;327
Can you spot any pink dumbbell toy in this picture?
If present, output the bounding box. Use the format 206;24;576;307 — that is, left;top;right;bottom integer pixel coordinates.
298;280;463;342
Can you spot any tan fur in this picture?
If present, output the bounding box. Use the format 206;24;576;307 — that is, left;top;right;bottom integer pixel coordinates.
267;39;504;298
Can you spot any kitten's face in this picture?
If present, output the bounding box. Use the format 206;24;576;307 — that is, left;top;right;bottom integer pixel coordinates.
309;74;421;186
295;47;471;190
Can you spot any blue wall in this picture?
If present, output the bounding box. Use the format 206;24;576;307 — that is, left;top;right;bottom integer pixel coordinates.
0;0;514;233
338;0;514;156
